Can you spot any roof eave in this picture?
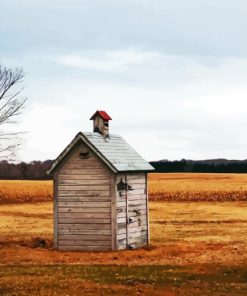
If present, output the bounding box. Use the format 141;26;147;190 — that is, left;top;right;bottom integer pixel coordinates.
118;168;155;173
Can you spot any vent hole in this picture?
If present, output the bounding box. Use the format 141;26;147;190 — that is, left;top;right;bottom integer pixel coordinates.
79;151;89;159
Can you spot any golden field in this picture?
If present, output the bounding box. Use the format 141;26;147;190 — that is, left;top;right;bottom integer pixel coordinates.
2;173;247;204
148;173;247;201
1;174;247;295
0;180;53;203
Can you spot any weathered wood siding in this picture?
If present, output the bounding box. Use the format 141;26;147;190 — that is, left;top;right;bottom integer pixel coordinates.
116;172;148;250
55;142;113;251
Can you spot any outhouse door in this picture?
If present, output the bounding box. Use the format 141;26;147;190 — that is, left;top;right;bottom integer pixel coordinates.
116;173;148;249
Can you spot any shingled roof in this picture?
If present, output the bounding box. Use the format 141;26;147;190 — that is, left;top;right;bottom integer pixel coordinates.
47;132;154;175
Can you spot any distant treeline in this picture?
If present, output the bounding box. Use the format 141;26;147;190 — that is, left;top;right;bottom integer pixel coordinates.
150;159;247;173
1;158;247;179
0;160;53;179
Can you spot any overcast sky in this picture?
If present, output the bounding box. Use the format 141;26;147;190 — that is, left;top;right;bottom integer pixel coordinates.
1;0;247;162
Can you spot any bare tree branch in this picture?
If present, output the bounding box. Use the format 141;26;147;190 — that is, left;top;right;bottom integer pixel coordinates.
0;66;27;160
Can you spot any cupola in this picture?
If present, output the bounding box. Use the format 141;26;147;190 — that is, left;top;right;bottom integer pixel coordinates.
90;110;112;138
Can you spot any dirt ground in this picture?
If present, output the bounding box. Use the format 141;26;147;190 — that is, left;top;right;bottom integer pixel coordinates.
1;201;247;267
1;200;247;295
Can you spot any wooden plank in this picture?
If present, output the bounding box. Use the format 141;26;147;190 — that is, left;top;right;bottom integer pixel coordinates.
59;159;105;168
122;173;145;180
66;153;94;159
58;179;110;186
118;209;146;217
117;228;127;235
117;217;126;224
58;207;110;213
58;212;111;219
58;185;110;191
58;246;112;251
58;224;111;230
118;212;146;219
128;204;146;210
62;152;106;165
117;195;125;202
129;230;147;239
128;221;147;228
131;229;147;235
117;221;147;230
66;153;95;159
58;196;111;202
63;157;103;164
117;194;146;202
67;150;97;158
128;225;147;233
117;201;126;208
127;189;145;195
117;212;128;218
59;234;111;241
117;207;126;213
146;173;150;245
129;208;146;215
118;238;127;246
117;212;126;218
63;158;104;165
53;176;58;249
58;218;110;224
133;214;147;223
59;240;111;246
58;175;110;180
117;223;127;231
127;195;146;201
129;236;148;244
62;163;106;170
110;173;117;251
118;215;146;224
58;229;111;235
128;199;146;206
58;191;110;197
125;184;145;190
61;166;108;171
128;179;146;185
59;169;109;175
125;174;129;249
117;233;127;240
58;201;110;208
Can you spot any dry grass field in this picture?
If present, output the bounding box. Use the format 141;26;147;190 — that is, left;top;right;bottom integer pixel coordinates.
1;174;247;295
149;173;247;201
0;180;53;204
1;173;247;204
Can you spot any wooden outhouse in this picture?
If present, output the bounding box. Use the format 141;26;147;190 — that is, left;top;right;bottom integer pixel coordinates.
47;111;154;251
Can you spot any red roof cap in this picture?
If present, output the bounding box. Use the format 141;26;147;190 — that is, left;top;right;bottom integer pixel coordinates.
90;110;112;121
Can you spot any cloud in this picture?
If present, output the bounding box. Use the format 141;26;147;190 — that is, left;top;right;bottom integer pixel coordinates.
55;49;163;72
2;1;247;161
5;48;245;162
2;0;247;58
